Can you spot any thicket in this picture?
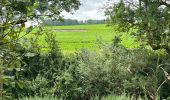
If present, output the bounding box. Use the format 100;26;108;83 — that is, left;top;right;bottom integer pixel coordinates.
2;32;170;100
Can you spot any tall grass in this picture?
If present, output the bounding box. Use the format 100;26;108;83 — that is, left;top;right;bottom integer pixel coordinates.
91;95;143;100
20;95;143;100
20;96;62;100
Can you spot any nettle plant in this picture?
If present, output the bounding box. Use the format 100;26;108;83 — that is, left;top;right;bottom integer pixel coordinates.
0;0;80;99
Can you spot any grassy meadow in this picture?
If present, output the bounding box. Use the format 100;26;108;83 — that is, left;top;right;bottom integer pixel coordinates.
28;24;139;53
49;24;139;52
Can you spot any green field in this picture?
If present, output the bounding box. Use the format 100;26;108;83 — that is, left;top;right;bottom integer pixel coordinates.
47;24;114;52
29;24;139;53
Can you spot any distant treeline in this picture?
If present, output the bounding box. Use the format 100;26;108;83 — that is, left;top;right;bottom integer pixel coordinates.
44;19;106;26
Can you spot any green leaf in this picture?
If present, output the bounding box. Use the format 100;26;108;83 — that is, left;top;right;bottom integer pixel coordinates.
11;1;27;14
34;2;39;8
17;81;25;89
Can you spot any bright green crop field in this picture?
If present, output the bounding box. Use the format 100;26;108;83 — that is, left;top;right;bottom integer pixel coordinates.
27;24;140;53
47;24;115;52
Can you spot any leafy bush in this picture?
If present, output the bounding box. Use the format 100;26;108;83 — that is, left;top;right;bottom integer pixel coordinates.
63;38;169;99
1;31;69;99
26;74;55;97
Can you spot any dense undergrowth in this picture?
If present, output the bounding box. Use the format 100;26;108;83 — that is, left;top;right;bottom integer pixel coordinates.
2;32;170;100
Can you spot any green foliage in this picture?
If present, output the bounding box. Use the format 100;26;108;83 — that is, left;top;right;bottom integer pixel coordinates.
12;33;169;100
106;0;170;98
33;37;162;99
53;67;83;99
167;96;170;100
0;32;64;99
27;74;54;97
63;37;168;99
2;29;168;100
18;32;65;98
0;0;80;99
1;1;170;99
106;0;170;56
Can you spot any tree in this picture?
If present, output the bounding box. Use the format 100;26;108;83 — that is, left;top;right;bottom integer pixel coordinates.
0;0;80;99
106;0;170;57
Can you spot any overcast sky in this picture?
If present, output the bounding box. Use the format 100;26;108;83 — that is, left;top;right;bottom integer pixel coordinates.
61;0;109;21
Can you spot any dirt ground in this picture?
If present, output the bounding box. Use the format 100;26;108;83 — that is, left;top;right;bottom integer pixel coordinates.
51;29;88;32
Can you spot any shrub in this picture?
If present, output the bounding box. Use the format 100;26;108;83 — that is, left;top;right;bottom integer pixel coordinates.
19;35;170;99
26;74;55;97
70;38;168;99
17;32;64;98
